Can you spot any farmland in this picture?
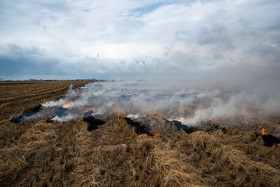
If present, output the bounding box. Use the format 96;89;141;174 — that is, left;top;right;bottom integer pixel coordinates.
0;81;280;186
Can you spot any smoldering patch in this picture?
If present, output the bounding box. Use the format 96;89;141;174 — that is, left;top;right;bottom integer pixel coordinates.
9;80;280;140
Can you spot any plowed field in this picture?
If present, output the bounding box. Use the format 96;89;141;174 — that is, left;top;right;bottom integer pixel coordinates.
0;81;280;186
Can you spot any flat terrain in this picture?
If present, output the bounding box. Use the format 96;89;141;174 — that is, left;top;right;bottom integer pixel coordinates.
0;81;93;122
0;81;280;186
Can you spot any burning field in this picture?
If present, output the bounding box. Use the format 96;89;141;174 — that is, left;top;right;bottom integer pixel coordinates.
1;80;280;186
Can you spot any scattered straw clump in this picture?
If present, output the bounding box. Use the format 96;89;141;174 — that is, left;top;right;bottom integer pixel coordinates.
20;121;58;149
0;147;27;183
182;131;280;186
1;115;280;186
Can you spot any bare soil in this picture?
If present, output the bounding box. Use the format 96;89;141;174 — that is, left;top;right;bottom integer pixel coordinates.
0;81;280;186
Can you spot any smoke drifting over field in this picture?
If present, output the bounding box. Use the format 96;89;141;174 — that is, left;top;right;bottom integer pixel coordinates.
37;74;280;126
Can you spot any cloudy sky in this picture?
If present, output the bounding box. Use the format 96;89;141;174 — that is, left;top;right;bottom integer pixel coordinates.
0;0;279;80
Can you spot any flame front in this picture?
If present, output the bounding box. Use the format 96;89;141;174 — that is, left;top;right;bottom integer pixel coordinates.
261;128;267;136
149;134;158;140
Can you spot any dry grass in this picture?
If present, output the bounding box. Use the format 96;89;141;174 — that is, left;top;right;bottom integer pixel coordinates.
0;81;280;186
0;81;92;148
1;115;280;186
0;81;92;121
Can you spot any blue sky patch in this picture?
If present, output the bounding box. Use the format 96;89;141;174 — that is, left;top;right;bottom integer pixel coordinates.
131;2;167;16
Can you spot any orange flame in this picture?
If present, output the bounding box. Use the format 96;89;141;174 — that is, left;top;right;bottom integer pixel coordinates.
149;134;158;140
9;114;15;121
261;128;267;136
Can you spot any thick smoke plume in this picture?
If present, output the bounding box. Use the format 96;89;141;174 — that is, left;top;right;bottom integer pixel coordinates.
32;76;280;127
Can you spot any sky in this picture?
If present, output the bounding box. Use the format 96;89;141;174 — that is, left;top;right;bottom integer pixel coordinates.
0;0;280;80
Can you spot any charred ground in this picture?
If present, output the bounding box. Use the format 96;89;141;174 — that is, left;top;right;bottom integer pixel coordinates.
0;81;280;186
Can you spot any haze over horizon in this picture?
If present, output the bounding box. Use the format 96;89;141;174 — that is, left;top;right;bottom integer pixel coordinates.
0;0;279;83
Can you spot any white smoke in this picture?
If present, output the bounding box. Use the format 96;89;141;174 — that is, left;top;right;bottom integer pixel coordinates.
43;98;67;108
36;79;280;126
51;114;76;122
